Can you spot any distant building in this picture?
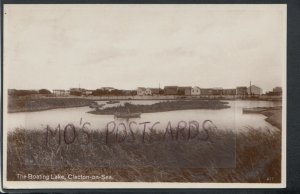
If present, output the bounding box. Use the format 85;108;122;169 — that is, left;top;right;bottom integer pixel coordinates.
131;90;138;96
100;87;115;92
145;88;152;95
53;89;66;96
191;86;201;96
137;87;146;96
273;87;282;93
53;89;63;96
247;85;263;96
70;88;85;96
53;89;69;96
164;86;178;95
122;90;136;96
266;87;282;96
212;88;223;95
178;87;192;95
70;88;85;92
222;89;236;95
184;87;192;95
200;88;213;96
236;86;248;95
150;88;160;95
84;90;93;96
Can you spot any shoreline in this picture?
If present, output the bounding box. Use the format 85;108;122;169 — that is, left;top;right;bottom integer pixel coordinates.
261;108;282;130
243;106;282;129
8;104;90;113
8;97;93;113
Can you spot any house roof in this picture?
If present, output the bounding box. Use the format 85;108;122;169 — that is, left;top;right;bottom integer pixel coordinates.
249;85;261;89
178;86;192;90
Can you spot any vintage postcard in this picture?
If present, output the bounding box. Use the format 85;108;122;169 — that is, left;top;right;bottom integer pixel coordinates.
2;4;286;189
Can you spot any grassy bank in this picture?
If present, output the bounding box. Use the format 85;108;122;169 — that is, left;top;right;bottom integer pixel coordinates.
243;106;282;130
88;100;230;115
261;107;282;130
8;97;93;113
7;127;281;183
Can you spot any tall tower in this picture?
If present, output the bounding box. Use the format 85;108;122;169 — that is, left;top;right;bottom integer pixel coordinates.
249;81;252;96
159;82;161;94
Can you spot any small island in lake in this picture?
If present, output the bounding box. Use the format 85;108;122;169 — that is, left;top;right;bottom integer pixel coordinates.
87;100;230;115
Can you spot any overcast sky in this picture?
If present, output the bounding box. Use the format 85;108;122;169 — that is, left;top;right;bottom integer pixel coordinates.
4;4;286;92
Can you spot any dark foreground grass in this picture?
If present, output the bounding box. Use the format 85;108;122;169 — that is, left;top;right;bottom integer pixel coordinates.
7;127;281;183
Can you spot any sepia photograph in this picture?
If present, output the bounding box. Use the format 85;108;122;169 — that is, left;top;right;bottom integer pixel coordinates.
2;4;286;189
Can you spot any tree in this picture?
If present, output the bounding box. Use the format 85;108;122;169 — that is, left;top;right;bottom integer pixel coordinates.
39;89;51;94
11;90;38;96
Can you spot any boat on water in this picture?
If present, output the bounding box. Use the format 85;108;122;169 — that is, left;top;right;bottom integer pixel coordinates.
114;112;141;118
106;100;120;104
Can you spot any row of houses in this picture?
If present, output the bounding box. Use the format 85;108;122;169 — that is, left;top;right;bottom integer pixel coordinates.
53;88;95;96
265;87;283;96
137;85;263;96
136;87;161;96
52;85;280;97
53;87;136;96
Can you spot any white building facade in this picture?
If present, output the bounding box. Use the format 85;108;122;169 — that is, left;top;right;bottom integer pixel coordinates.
53;89;69;96
137;87;146;96
145;88;152;95
247;85;263;96
191;86;201;95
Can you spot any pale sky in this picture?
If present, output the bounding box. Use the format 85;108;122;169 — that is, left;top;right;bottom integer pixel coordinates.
4;4;286;92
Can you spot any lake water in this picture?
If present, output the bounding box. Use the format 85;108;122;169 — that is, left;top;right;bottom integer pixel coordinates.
6;100;282;133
